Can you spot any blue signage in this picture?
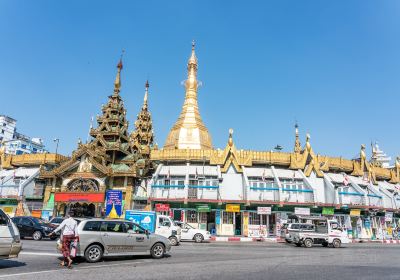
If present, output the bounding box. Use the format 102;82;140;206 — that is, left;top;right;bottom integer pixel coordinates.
215;210;221;225
125;210;156;233
105;190;123;218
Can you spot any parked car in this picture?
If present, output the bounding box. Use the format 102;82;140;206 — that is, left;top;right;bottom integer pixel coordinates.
49;217;64;226
291;218;350;248
0;209;22;259
280;223;315;243
63;218;171;263
11;216;57;240
174;221;211;243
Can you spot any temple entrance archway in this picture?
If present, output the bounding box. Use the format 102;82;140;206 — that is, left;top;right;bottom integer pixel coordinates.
57;202;98;218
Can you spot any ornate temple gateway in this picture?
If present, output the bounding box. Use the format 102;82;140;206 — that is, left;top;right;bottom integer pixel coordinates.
40;60;154;217
149;43;400;240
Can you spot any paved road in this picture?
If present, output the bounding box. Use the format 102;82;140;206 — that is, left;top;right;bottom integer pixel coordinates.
0;239;399;280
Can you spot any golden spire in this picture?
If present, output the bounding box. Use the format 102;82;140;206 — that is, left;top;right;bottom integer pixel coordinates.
164;41;212;150
113;54;123;95
294;123;301;153
143;80;149;110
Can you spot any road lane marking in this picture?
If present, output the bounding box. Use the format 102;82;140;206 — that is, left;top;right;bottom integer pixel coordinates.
0;261;145;278
20;252;60;256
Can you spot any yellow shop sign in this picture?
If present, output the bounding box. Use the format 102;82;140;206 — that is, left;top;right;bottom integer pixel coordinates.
350;209;361;216
226;204;240;212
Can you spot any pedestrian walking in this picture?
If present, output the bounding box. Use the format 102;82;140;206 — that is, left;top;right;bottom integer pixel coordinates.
50;211;78;269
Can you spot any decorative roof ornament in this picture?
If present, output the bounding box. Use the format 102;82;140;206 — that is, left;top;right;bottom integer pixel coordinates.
164;41;212;150
130;80;154;158
228;128;234;147
294;123;301;153
113;50;124;95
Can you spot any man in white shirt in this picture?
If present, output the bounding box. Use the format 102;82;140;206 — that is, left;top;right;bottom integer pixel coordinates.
50;211;78;268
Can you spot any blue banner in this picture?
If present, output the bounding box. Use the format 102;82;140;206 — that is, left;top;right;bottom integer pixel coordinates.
125;210;156;233
105;190;123;218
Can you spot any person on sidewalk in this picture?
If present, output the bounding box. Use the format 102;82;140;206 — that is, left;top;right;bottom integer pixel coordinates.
50;211;78;269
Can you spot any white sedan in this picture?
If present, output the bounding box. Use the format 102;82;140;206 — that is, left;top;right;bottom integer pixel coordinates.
175;222;211;243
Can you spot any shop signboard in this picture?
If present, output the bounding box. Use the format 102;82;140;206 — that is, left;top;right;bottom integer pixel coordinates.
322;207;335;215
155;203;170;212
226;204;240;212
54;192;105;203
105;190;123;218
257;207;271;215
125;210;156;233
248;225;268;237
350;209;361;216
196;205;211;213
215;210;221;225
31;210;41;218
385;212;393;222
294;207;310;216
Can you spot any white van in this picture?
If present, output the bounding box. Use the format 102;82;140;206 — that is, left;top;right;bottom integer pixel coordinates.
0;209;22;259
156;215;181;246
125;211;181;246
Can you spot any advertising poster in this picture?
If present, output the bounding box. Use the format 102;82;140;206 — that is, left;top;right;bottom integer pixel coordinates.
105;190;123;218
125;210;156;232
243;212;249;237
385;212;393;222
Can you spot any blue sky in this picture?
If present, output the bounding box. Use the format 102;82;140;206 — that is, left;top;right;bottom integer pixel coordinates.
0;1;399;160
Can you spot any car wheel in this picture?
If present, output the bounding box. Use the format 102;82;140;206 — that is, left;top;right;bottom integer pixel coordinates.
295;242;302;247
332;239;341;248
285;239;292;244
151;243;165;259
33;231;43;241
304;238;313;248
194;233;204;243
169;236;178;246
85;244;103;263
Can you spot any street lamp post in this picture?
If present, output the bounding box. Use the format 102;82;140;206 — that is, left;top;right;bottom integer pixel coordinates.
53;138;59;155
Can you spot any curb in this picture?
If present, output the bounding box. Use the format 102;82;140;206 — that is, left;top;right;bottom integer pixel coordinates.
210;236;279;242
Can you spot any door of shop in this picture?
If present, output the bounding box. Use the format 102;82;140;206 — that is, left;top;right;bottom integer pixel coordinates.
234;212;242;235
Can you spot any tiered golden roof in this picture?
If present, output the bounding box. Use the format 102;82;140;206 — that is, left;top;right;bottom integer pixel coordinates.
164;41;213;150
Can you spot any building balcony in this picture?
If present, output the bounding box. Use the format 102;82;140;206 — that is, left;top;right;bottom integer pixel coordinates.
248;187;279;202
281;189;314;204
150;185;219;201
338;192;365;206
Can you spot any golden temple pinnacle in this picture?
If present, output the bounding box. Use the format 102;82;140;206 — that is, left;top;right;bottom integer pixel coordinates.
164;42;212;150
114;58;123;95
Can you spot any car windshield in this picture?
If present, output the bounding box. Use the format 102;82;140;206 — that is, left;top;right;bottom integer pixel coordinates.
183;223;194;229
33;218;46;224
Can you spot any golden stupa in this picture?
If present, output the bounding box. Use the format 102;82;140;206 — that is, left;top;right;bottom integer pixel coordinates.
164;41;213;150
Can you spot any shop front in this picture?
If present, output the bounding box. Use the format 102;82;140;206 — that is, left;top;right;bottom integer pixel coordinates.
0;198;18;217
54;192;105;217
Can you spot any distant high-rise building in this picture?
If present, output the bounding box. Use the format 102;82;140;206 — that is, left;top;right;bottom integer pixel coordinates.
0;115;46;155
0;115;17;143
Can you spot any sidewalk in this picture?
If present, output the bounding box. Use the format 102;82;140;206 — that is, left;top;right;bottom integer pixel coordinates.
210;236;400;244
210;236;280;242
